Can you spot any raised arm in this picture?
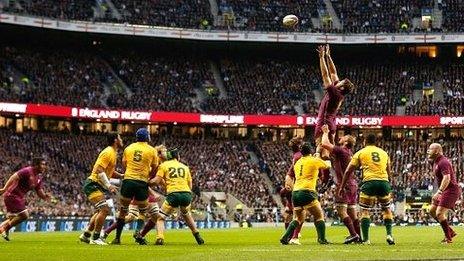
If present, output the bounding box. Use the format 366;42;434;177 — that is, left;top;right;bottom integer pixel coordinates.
321;124;335;153
325;44;339;83
317;45;332;88
0;173;20;195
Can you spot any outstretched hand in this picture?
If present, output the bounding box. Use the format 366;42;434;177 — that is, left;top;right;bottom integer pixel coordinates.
322;124;329;134
316;45;325;57
325;44;330;56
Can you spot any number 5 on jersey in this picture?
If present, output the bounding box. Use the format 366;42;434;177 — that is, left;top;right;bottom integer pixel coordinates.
133;150;143;162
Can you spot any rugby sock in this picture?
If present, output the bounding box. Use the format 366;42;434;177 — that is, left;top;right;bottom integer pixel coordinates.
353;219;361;237
104;221;118;235
136;219;144;231
282;220;299;241
284;222;289;230
439;220;451;239
448;226;456;237
292;223;302;239
115;218;125;240
361;218;370;241
384;219;393;236
343;217;357;236
315;220;326;241
140;219;156;237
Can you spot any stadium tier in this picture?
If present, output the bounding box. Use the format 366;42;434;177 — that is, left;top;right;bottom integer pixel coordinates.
0;0;463;33
331;0;436;33
2;45;463;116
0;130;276;217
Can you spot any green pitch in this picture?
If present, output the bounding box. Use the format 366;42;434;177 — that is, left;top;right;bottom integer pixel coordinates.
1;226;464;261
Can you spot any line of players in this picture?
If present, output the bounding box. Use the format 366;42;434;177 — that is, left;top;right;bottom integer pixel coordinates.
0;128;204;246
78;128;204;245
279;45;461;245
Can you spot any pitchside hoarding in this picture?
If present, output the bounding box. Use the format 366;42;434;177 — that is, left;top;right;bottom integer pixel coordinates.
0;102;463;127
3;218;230;232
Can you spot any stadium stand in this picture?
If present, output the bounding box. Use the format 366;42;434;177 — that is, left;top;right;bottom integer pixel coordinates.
331;0;436;33
1;0;463;33
0;46;111;108
0;130;276;217
202;59;319;115
3;45;463;116
109;0;213;29
216;0;322;32
442;0;464;32
106;53;214;112
3;0;94;21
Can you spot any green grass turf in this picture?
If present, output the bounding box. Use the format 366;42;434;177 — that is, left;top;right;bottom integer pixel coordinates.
1;226;464;261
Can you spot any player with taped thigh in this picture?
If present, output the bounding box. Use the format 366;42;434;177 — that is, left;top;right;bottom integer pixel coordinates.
102;187;161;241
80;133;123;245
280;142;331;245
133;145;170;244
339;134;395;245
320;124;360;243
112;128;159;245
149;148;204;245
314;45;354;185
104;145;167;241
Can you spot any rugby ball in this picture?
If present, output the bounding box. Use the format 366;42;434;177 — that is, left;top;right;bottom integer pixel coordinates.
283;15;299;27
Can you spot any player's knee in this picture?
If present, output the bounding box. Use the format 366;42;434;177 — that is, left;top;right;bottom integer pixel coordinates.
336;205;348;218
436;212;446;221
158;209;169;220
285;215;292;223
138;205;149;215
100;206;111;215
361;209;370;218
180;207;190;217
338;211;348;219
436;209;447;219
295;215;304;224
19;211;29;220
148;204;160;217
314;212;324;222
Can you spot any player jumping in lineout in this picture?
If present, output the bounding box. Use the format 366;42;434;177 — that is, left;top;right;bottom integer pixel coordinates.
315;45;354;186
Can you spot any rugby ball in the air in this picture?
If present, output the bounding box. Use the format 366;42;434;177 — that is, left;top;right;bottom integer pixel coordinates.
283;15;299;27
